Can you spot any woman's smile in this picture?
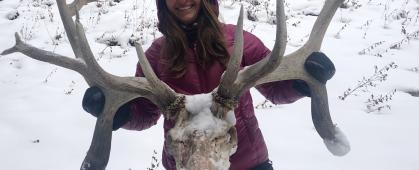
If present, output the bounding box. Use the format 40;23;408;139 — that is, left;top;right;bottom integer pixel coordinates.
166;0;201;24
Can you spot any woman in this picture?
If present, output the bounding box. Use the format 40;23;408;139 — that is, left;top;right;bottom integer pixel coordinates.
82;0;335;169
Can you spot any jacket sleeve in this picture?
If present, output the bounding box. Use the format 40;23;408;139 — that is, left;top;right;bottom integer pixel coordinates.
122;40;163;131
242;31;305;104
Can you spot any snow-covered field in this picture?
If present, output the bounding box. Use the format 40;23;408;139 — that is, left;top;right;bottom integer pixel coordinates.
1;0;419;169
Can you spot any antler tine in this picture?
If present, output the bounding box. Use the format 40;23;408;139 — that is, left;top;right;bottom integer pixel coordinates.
56;0;85;59
135;43;180;113
257;0;345;85
60;0;139;90
56;0;103;63
234;0;287;94
58;0;180;108
56;1;164;96
68;0;97;17
268;0;288;64
253;0;350;156
216;0;287;101
305;0;344;51
216;5;244;100
62;0;105;75
1;33;86;74
73;14;108;75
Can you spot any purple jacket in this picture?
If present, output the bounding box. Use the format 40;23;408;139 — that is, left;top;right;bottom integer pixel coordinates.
123;24;303;170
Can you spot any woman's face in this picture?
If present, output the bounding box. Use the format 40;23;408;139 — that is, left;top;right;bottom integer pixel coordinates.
165;0;201;24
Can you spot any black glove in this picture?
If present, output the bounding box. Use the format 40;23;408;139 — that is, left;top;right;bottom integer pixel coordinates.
82;86;131;130
293;52;336;97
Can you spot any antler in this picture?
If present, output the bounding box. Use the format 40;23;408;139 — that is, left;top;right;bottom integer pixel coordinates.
217;0;287;100
214;0;350;156
1;0;181;169
68;0;97;16
1;0;350;168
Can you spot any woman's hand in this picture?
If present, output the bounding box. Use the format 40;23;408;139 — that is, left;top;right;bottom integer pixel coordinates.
82;86;131;130
293;52;336;97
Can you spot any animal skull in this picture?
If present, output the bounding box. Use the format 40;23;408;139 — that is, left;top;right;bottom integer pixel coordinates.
167;94;238;170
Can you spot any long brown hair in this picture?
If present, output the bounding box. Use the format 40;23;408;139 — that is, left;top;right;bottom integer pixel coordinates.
157;0;229;78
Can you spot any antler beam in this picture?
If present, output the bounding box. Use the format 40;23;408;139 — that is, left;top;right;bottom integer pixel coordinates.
1;33;86;74
2;0;182;169
214;0;350;156
1;0;350;169
256;0;350;156
68;0;97;16
217;0;287;102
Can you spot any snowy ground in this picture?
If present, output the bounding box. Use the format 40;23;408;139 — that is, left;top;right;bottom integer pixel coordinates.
1;0;419;169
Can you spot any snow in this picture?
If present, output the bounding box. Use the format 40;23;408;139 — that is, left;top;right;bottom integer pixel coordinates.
323;126;351;156
185;93;236;125
1;0;419;170
185;93;213;115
